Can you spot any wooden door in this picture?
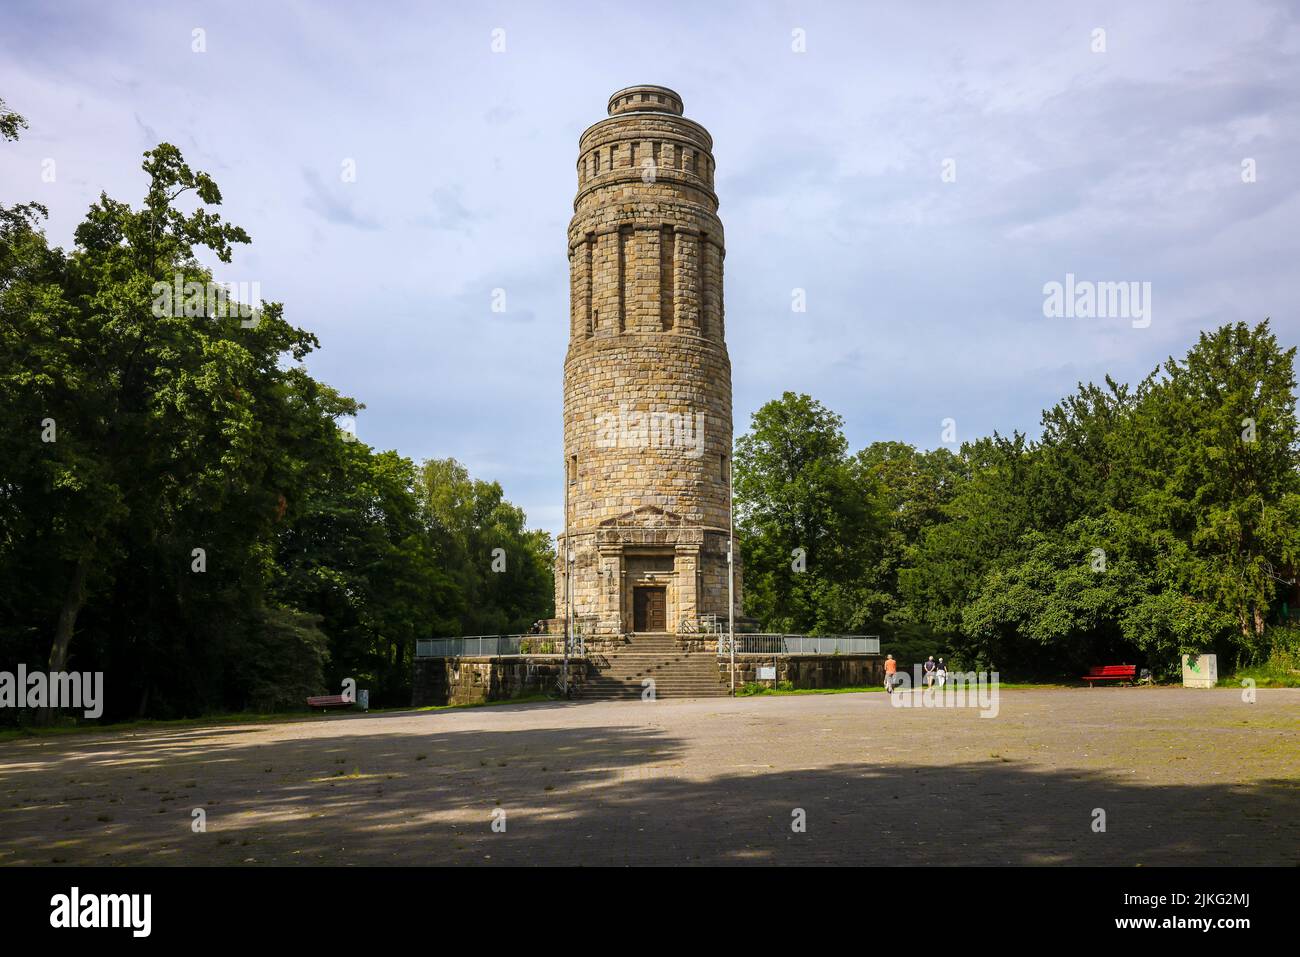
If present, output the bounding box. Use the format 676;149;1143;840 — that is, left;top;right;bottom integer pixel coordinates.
634;587;666;631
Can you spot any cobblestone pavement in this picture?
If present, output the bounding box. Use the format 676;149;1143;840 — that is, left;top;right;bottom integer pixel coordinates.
1;688;1296;865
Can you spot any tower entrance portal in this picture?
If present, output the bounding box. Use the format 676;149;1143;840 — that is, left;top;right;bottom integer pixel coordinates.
633;586;667;632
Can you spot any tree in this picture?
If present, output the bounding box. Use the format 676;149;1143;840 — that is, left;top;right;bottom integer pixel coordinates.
1111;321;1300;652
855;442;962;622
734;392;882;633
417;457;554;638
0;96;26;142
274;443;452;704
902;321;1300;675
902;433;1036;643
1;113;558;721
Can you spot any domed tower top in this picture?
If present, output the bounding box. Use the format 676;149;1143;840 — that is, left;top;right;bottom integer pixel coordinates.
607;84;685;116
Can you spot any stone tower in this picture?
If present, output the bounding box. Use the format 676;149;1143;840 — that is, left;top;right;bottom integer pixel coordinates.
557;84;740;640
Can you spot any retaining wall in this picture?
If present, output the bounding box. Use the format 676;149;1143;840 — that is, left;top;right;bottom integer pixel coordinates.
412;656;588;707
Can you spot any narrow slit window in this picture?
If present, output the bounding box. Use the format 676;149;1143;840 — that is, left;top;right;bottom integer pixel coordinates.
617;225;632;333
660;225;675;331
584;234;595;337
699;233;709;338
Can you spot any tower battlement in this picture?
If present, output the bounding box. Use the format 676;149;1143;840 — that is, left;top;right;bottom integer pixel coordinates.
606;84;685;116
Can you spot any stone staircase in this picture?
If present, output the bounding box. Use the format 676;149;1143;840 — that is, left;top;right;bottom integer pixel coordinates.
582;632;730;700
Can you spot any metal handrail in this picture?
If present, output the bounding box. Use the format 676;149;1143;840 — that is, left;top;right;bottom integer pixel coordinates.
678;614;722;635
718;634;880;656
414;633;877;658
415;634;584;658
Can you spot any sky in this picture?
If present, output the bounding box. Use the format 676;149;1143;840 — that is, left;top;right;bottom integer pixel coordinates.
2;0;1297;538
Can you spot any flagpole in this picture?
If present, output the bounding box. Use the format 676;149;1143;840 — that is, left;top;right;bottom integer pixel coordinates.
728;453;735;695
563;454;570;696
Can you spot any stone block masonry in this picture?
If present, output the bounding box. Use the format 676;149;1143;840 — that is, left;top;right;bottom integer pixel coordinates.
413;657;588;707
556;85;742;637
723;655;885;690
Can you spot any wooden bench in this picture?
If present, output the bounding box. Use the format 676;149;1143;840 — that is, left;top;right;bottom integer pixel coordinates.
1081;664;1137;686
306;694;353;711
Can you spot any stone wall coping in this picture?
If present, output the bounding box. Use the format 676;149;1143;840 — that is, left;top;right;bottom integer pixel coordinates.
607;84;685;116
562;330;734;360
579;112;713;151
567;219;723;246
728;652;882;658
558;525;733;540
427;654;579;662
571;178;720;216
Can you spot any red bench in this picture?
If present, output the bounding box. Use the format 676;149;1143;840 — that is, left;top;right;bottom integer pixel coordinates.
1081;664;1137;686
306;694;353;711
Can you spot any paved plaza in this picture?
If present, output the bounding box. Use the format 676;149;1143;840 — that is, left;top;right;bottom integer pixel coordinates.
1;688;1296;866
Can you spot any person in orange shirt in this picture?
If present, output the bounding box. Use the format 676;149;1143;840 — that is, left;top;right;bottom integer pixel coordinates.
884;654;897;694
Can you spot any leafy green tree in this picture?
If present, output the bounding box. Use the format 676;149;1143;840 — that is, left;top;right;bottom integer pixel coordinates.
734;392;882;633
902;433;1036;642
0;96;25;142
855;442;962;629
274;443;452;703
961;518;1132;672
417;457;554;637
25;144;275;677
904;321;1300;675
0;102;64;676
1;111;558;720
1033;377;1137;528
1114;322;1300;644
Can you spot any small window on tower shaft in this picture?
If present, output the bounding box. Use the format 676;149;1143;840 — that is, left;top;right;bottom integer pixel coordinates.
721;454;727;483
569;454;578;485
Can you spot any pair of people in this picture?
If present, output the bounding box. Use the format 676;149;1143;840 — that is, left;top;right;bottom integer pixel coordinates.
923;655;949;688
885;654;949;693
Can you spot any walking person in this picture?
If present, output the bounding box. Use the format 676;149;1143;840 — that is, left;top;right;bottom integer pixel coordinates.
923;655;937;689
884;654;897;694
936;656;948;688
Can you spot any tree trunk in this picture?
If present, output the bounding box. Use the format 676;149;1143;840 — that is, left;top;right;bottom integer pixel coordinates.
48;553;91;673
39;552;91;725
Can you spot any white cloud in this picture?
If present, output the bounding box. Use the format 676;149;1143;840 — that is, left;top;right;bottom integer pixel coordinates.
1;0;1296;537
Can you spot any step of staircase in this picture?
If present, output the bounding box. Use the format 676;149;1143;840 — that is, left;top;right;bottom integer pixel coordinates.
581;635;729;699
